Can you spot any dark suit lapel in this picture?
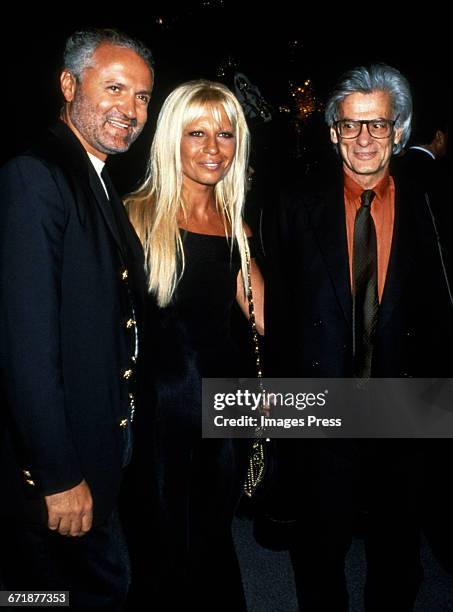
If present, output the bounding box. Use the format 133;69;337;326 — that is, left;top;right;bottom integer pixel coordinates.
47;121;126;258
101;168;145;264
99;166;146;321
87;168;126;258
377;178;416;331
311;179;352;326
35;121;146;330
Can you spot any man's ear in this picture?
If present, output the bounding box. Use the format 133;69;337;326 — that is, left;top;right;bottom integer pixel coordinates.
435;130;445;146
393;126;403;146
330;126;339;145
60;70;77;102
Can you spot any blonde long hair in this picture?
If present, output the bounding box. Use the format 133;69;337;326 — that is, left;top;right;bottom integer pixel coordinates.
126;79;251;307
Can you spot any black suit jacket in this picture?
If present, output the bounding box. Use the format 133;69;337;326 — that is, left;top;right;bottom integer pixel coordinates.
265;167;453;378
0;121;146;525
394;147;453;282
396;147;437;190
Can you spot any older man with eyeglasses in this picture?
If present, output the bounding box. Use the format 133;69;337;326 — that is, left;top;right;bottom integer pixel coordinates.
265;64;453;611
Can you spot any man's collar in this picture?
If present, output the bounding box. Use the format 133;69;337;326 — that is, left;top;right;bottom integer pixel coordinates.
409;145;436;160
87;152;106;178
343;171;391;201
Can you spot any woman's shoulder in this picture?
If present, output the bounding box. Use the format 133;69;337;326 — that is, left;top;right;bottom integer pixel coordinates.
243;221;253;238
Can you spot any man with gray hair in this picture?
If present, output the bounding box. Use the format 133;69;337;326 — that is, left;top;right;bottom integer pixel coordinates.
266;64;453;610
0;28;153;608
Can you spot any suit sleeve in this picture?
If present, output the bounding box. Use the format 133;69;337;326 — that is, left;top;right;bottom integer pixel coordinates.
0;156;83;495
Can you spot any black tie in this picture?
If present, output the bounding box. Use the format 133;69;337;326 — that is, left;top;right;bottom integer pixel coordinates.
353;189;378;378
101;166;128;252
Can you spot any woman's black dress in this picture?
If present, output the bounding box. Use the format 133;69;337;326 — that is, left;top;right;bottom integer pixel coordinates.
130;231;251;610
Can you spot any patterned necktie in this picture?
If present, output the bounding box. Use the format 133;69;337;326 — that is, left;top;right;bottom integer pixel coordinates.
353;189;378;378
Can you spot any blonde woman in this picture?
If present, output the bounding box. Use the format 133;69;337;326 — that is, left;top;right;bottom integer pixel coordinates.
125;80;263;610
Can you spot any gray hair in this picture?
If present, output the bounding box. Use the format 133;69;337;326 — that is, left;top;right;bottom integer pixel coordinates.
63;28;154;81
325;64;412;155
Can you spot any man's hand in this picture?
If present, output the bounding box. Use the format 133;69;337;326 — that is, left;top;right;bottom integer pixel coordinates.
45;479;93;537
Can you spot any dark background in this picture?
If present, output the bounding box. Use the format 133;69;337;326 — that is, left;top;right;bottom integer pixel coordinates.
2;3;450;196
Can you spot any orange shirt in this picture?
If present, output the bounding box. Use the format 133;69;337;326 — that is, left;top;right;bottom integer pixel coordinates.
344;172;395;302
